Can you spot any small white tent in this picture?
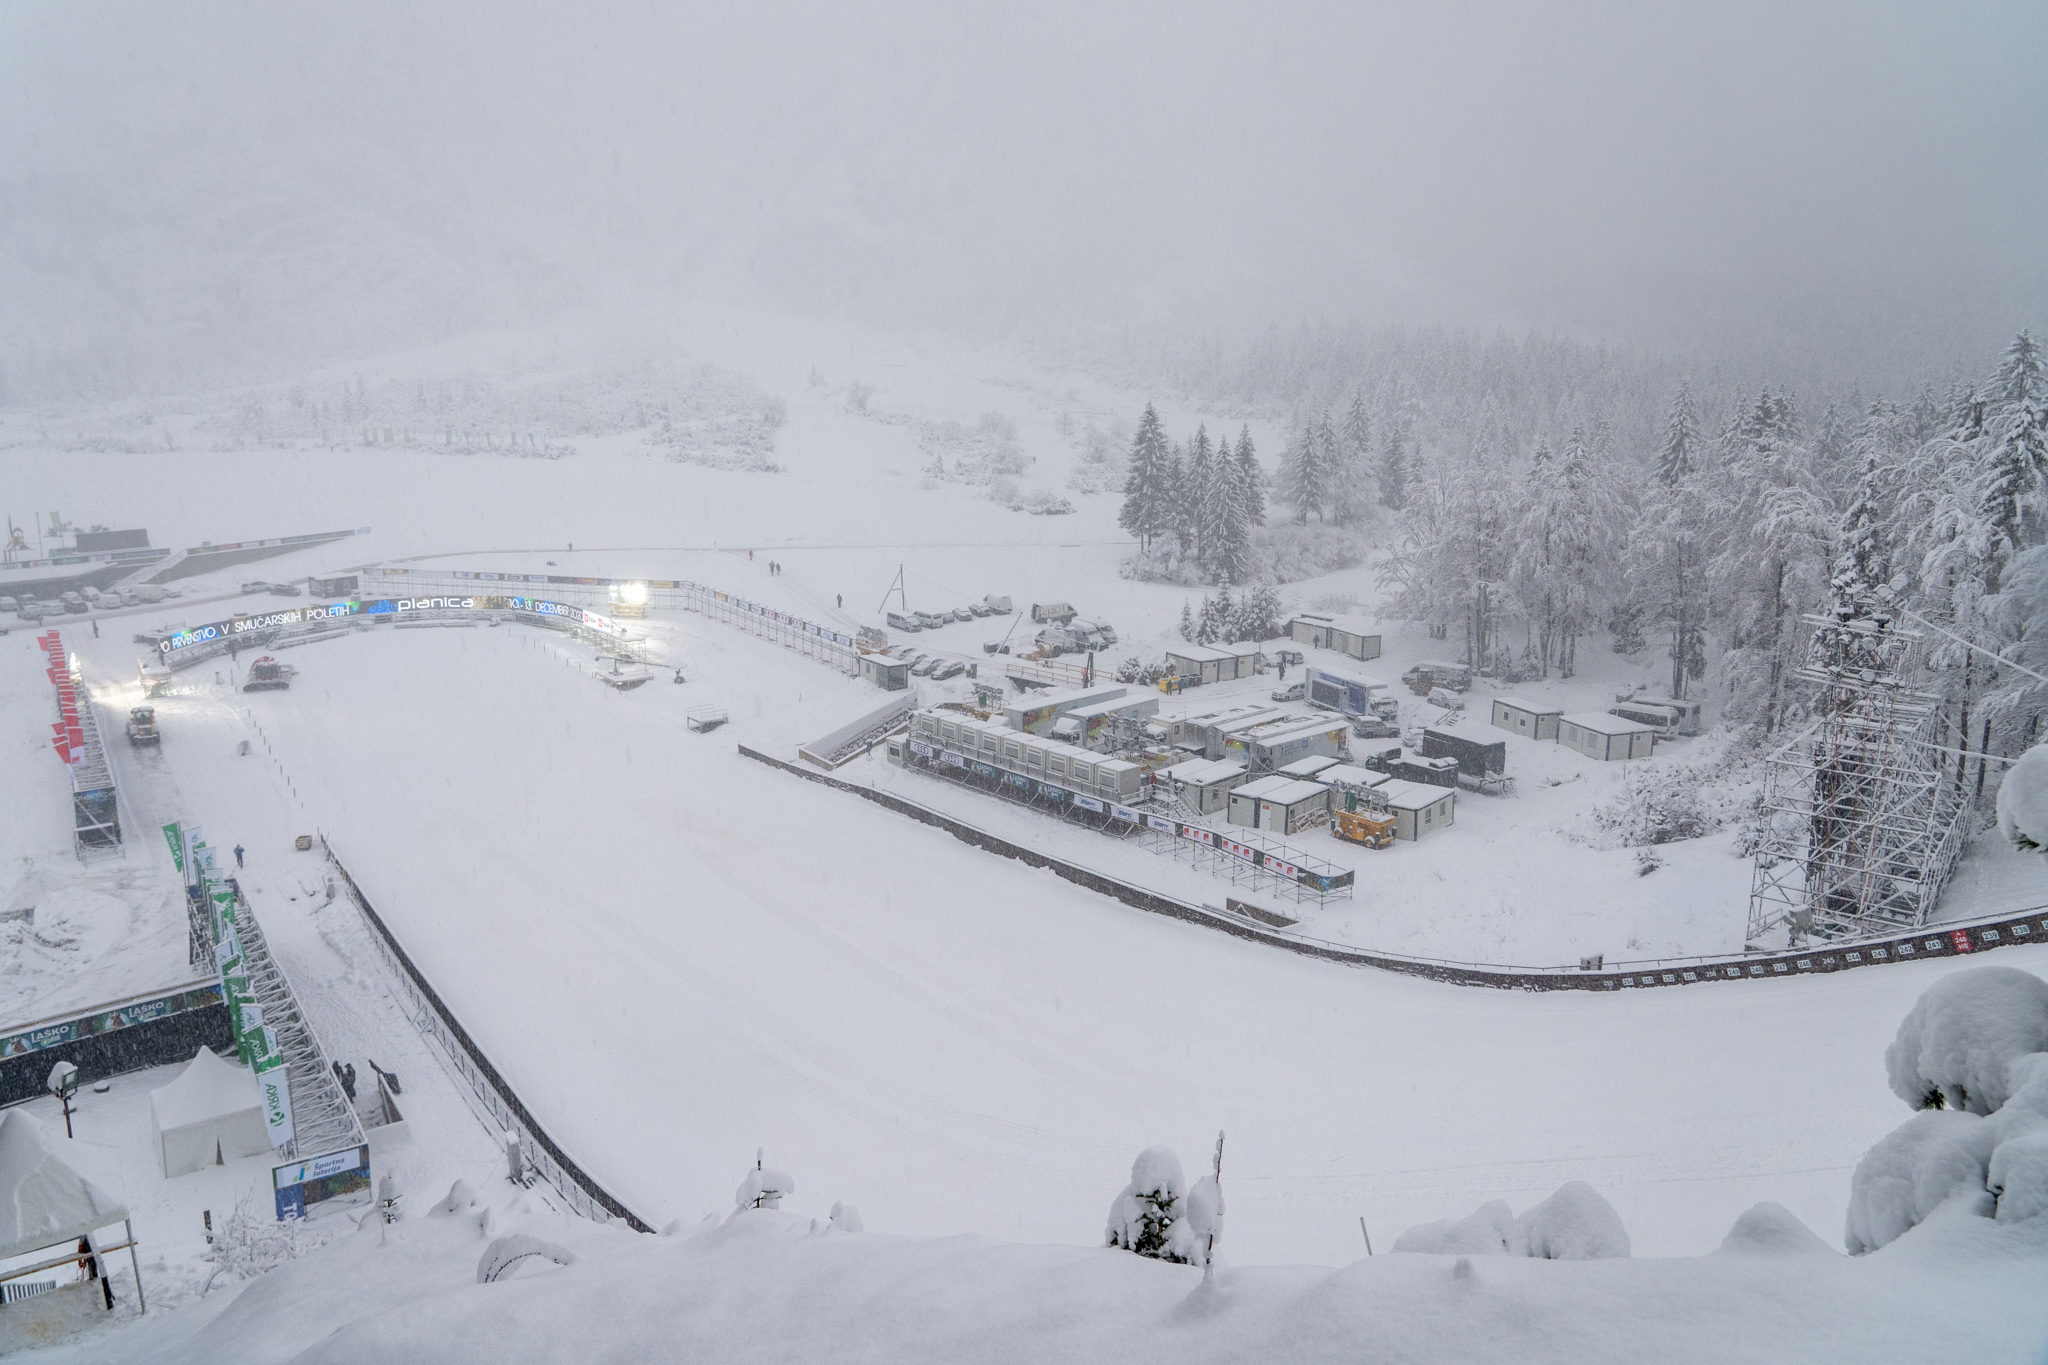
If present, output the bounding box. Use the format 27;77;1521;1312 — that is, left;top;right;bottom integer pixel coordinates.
150;1047;269;1178
0;1109;140;1313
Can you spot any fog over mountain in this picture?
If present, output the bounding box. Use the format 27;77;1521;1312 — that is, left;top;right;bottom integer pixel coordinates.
3;1;2043;402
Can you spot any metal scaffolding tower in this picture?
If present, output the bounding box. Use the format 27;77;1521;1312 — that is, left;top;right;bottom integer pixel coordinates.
1746;593;1969;944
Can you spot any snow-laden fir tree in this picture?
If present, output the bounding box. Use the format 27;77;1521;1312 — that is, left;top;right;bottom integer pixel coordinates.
1279;422;1327;523
1234;426;1265;529
1656;381;1699;485
1119;403;1174;552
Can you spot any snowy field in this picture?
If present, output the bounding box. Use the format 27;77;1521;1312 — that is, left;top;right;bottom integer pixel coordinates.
5;314;2046;1359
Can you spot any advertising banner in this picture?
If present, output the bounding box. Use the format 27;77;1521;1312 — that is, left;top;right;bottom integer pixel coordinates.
253;1030;294;1150
1146;815;1175;833
1181;825;1215;846
1112;805;1140;823
1075;795;1104;812
162;822;184;873
273;1143;372;1221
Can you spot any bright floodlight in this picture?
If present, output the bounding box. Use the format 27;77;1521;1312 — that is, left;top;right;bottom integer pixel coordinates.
621;581;649;605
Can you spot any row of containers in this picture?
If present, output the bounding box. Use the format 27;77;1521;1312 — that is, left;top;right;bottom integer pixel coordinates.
891;710;1355;899
36;630;121;850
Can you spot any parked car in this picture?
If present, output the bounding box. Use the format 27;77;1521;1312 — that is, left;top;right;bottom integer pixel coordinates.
968;602;992;617
1427;687;1466;710
886;611;922;632
240;581;269;594
0;596;16;613
931;660;966;680
80;586;101;602
63;598;89;614
911;655;942;677
913;610;950;630
949;607;974;623
268;583;303;597
16;604;43;621
1271;681;1306;702
982;595;1013;615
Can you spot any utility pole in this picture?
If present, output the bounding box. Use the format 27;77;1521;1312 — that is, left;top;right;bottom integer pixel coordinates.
877;564;908;615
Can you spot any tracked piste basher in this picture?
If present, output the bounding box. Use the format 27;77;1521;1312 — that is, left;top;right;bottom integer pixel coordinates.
243;656;294;692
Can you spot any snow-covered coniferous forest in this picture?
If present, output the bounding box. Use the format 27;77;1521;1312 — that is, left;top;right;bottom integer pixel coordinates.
1;4;2045;1362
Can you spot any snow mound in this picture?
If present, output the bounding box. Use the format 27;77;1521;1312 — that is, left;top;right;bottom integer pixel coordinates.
1884;966;2048;1115
1995;741;2048;852
1393;1185;1628;1260
1989;1127;2048;1224
1844;1110;1997;1253
1715;1203;1835;1257
829;1201;864;1233
1510;1181;1632;1260
1391;1199;1513;1255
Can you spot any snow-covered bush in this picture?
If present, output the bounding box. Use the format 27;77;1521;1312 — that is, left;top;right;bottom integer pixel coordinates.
1113;656;1172;686
1715;1202;1834;1257
203;1190;330;1291
1996;742;2048;852
1884;966;2048;1114
734;1155;796;1212
1391;1199;1512;1255
1393;1184;1628;1260
1846;967;2048;1250
1844;1110;1998;1253
1106;1146;1191;1263
828;1201;864;1233
1508;1182;1631;1260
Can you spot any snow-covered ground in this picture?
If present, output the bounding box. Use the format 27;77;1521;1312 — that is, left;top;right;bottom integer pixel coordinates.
6;309;2047;1359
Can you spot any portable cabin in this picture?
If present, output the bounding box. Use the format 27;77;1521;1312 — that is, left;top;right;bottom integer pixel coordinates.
1277;755;1341;781
1202;708;1292;760
1286;612;1384;661
1165;758;1251;814
1050;694;1160;749
1303;665;1395;722
1608;700;1683;739
1004;684;1128;734
911;708;1150;801
1314;762;1391;810
1163;644;1262;687
1616;691;1702;736
1186;705;1284;754
1557;712;1657;761
1226;775;1332;834
1419;726;1508;778
1387;753;1461;788
1376;779;1457;841
1490;696;1561;740
857;653;911;690
1237;716;1352;774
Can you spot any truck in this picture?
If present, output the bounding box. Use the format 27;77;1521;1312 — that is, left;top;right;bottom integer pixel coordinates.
1031;602;1076;625
982;595;1013;615
125;706;160;747
242;656;294;692
1069;617;1117;646
1402;660;1475;694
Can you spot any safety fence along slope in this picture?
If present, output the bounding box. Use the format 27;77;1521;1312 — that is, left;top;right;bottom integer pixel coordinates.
737;745;2048;993
378;567;858;674
320;837;655;1233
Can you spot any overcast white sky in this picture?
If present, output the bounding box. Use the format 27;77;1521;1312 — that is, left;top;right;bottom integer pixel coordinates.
2;1;2042;398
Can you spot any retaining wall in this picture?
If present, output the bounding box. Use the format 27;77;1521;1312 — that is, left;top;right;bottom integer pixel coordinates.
737;745;2048;992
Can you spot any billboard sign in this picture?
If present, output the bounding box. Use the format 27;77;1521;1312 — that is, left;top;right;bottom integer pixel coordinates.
273;1144;372;1222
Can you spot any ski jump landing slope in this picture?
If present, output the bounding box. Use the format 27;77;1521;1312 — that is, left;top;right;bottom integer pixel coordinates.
79;604;2048;1271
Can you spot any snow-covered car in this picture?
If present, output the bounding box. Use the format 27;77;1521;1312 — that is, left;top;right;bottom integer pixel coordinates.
63;598;89;614
912;655;942;677
913;610;950;630
886;611;922;632
1271;682;1306;702
240;581;269;594
949;607;974;623
982;595;1012;614
931;660;966;680
967;602;992;617
0;596;16;613
16;604;43;621
268;583;303;597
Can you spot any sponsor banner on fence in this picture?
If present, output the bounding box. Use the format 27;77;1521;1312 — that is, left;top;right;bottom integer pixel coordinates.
1180;825;1215;846
159;593;633;655
253;1029;294;1149
162;821;183;873
910;740;933;758
1146;815;1175;833
1112;805;1140;823
273;1143;370;1221
1075;795;1104;812
943;751;966;768
0;983;223;1059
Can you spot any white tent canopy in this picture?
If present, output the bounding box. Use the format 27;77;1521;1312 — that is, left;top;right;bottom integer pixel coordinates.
150;1047;269;1178
0;1109;127;1261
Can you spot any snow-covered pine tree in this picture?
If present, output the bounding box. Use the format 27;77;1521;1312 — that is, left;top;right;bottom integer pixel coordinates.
1279;423;1326;524
1656;381;1699;485
1379;422;1407;511
1235;427;1266;528
1164;442;1194;554
1106;1147;1190;1263
1119;403;1173;552
1188;425;1222;576
1231;584;1284;644
1179;599;1195;642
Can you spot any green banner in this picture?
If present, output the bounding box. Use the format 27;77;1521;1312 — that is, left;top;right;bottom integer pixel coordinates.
162;822;183;873
254;1030;294;1150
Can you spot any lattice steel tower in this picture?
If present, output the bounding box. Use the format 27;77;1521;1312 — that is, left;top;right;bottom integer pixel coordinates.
1746;587;1969;944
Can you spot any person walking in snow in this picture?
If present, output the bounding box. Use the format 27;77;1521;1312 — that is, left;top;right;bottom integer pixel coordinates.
91;619;99;638
233;844;245;868
836;594;842;609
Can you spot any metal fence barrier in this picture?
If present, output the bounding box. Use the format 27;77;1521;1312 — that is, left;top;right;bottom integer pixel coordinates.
737;745;2048;992
320;838;654;1232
